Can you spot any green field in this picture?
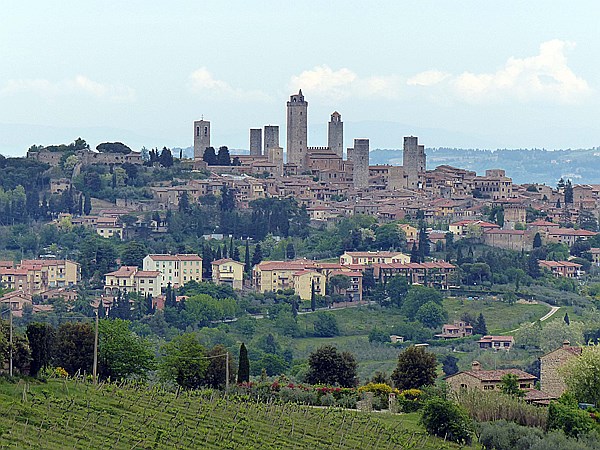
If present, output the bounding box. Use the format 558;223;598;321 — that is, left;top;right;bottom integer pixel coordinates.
443;297;550;334
0;380;466;449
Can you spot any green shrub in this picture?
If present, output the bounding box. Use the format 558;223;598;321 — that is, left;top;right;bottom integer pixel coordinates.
320;393;336;407
479;420;544;450
420;398;473;444
547;401;595;438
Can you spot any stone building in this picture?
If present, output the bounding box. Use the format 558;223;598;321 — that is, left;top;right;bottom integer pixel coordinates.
328;111;344;158
352;138;369;190
193;119;211;160
446;361;536;393
267;146;284;176
249;128;262;156
539;341;582;398
474;169;512;200
286;90;308;169
403;136;426;190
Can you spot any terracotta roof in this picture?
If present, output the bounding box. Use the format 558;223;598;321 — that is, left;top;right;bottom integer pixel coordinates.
212;258;243;265
462;369;536;382
105;266;138;277
478;335;514;343
134;271;160;278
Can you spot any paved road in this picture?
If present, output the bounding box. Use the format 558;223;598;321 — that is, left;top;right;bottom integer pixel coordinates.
509;302;560;332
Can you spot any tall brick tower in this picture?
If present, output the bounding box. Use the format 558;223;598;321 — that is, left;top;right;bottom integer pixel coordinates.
353;138;369;190
328;111;343;158
193;120;210;160
286;90;308;169
403;136;426;190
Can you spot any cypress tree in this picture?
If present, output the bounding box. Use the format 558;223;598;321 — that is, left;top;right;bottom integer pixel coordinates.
98;299;106;318
564;311;570;325
410;242;419;263
311;280;316;312
237;343;250;383
83;193;92;215
244;240;251;274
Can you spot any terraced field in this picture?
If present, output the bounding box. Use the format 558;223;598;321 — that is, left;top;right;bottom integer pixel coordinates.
0;380;464;449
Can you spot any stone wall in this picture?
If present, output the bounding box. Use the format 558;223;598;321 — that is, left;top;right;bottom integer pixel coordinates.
540;347;579;398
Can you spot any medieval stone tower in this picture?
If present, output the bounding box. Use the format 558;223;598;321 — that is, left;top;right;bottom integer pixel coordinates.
286;90;308;169
249;128;262;156
264;125;279;155
403;136;426;190
328;111;343;158
268;146;284;177
353;138;369;189
193;119;211;160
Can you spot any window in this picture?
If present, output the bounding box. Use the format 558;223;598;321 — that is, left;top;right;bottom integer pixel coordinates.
204;126;208;136
483;385;494;390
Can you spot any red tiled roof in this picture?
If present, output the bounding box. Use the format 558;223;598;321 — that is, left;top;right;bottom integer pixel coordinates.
461;369;536;382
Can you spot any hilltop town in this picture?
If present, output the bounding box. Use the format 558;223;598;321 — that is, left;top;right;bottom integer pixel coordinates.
1;90;600;448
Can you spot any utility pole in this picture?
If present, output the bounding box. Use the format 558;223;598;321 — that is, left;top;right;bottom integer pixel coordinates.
225;352;229;391
9;308;13;377
93;308;99;384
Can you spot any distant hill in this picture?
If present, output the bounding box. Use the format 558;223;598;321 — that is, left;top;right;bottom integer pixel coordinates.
370;147;600;185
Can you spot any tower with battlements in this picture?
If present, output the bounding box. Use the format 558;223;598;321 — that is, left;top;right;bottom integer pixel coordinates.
328;111;343;158
193;120;211;160
286;90;308;169
250;128;262;156
353;138;369;189
403;136;426;190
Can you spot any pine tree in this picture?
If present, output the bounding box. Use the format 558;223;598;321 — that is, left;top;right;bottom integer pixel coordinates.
237;343;250;383
474;313;488;335
251;243;263;266
286;242;296;260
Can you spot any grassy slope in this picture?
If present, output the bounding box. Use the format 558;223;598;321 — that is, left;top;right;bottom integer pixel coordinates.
0;380;465;450
443;297;550;334
290;300;549;379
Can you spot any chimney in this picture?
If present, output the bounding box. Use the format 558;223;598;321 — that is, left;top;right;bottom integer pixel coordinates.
471;361;481;371
562;340;571;348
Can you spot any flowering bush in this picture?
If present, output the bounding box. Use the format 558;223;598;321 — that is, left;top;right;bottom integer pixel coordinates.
398;388;424;412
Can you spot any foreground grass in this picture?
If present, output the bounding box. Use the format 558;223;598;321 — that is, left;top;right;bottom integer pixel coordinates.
0;379;465;450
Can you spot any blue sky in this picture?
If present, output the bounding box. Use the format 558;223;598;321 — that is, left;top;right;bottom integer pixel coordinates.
1;1;599;155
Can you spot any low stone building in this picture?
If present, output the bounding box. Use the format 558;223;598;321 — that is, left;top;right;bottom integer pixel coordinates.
446;361;536;392
539;341;582;398
477;335;514;350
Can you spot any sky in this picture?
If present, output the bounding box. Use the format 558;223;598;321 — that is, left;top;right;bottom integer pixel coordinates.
1;1;599;156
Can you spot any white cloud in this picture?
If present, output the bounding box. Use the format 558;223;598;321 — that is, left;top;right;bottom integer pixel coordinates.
406;70;450;87
188;68;271;102
449;40;590;104
0;75;135;102
289;65;403;101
